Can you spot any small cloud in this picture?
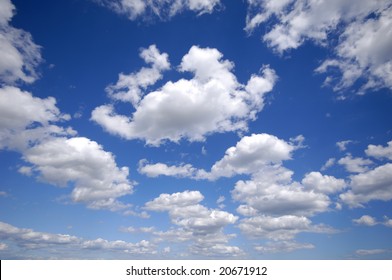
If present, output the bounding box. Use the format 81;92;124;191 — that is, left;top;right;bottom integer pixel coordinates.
336;140;354;152
353;215;378;226
321;158;336;171
355;249;387;256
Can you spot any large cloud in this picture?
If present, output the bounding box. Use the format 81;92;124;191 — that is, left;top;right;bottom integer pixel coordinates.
246;0;392;93
0;0;42;84
92;46;277;145
0;87;134;212
98;0;221;20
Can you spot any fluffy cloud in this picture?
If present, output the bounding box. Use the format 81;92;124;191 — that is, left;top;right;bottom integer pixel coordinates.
338;154;373;173
0;86;73;151
336;140;354;151
144;190;241;257
366;140;392;160
138;159;197;178
92;46;277;145
22;137;134;211
0;0;42;84
145;190;237;234
302;172;346;194
139;133;296;180
106;45;170;106
0;221;157;258
238;215;333;240
340;163;392;207
233;174;331;217
246;0;392;92
0;87;134;212
99;0;221;20
353;215;378;226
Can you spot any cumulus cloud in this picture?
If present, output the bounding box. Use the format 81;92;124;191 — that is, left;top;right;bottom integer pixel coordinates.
238;215;334;240
340;163;392;207
366;140;392;160
0;221;157;258
98;0;221;20
144;190;241;257
0;87;134;212
22;137;134;211
233;172;331;217
106;45;170;106
139;133;296;180
0;0;42;84
353;215;378;226
338;154;373;173
302;172;346;194
145;190;237;234
0;86;73;151
92;46;277;146
246;0;392;93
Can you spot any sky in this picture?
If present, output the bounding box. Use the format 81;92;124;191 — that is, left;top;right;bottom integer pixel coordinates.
0;0;392;260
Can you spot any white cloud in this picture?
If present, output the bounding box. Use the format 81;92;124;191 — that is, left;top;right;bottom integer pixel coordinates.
139;133;295;180
355;249;387;256
383;216;392;228
232;169;331;217
99;0;221;20
92;46;277;146
321;157;336;171
302;172;346;194
22;137;134;211
366;140;392;160
145;190;237;235
106;45;170;106
207;133;295;179
336;140;354;151
0;0;42;84
246;0;392;93
255;241;314;254
338;154;373;173
0;242;8;250
316;4;392;92
353;215;378;226
144;190;242;257
0;86;135;212
145;190;204;211
0;86;73;151
340;163;392;207
238;215;333;240
0;221;157;257
138;159;197;178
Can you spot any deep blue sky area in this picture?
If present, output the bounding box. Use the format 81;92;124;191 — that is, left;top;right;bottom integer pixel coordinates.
0;0;392;259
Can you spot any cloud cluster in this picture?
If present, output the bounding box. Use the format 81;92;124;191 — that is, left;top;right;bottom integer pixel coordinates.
141;133;342;251
0;221;157;258
246;0;392;93
99;0;221;20
144;190;243;257
0;86;135;211
0;0;42;84
92;46;277;145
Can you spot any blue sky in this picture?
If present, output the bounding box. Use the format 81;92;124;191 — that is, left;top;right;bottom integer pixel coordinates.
0;0;392;259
